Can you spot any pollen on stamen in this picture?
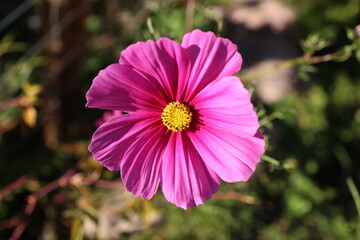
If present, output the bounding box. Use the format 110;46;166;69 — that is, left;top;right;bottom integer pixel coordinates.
161;102;193;132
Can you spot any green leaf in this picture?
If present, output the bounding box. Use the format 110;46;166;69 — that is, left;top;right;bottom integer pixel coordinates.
70;217;84;240
301;33;330;53
346;28;355;41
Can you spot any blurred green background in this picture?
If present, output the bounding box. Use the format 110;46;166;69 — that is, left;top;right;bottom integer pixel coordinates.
0;0;359;239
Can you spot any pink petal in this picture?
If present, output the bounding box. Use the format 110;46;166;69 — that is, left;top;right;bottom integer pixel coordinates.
190;76;259;137
181;29;243;101
161;133;220;209
120;38;191;102
121;125;169;199
86;64;167;112
89;112;161;171
188;127;265;182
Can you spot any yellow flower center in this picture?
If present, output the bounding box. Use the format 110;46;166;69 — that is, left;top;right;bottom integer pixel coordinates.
161;102;193;132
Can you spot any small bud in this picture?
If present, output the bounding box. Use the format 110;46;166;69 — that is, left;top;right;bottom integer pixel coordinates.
355;25;360;38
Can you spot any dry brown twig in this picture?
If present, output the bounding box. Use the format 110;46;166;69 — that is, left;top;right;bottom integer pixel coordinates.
8;168;78;240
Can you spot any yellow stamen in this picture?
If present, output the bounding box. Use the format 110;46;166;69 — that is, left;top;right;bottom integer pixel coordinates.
161;102;192;132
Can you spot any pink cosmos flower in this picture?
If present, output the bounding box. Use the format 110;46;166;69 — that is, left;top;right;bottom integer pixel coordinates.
86;29;265;209
95;110;123;128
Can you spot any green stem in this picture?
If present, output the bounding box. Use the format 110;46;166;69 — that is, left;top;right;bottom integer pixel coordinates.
239;47;353;82
346;177;360;220
261;155;280;166
146;17;159;40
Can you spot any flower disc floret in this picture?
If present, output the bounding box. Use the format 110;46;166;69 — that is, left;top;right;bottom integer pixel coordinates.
161;102;192;132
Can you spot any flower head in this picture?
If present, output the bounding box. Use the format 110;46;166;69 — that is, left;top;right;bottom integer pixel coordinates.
86;29;265;209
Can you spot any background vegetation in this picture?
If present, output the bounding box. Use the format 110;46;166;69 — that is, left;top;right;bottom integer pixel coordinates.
0;0;359;239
